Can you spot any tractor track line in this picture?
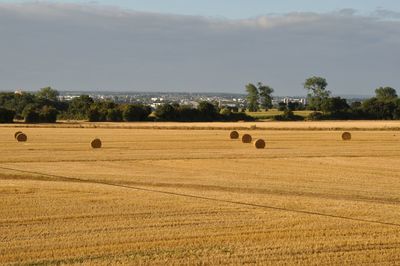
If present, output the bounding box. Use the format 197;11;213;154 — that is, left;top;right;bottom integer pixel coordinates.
1;165;400;229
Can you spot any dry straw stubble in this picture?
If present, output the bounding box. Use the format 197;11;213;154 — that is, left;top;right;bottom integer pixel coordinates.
2;127;400;265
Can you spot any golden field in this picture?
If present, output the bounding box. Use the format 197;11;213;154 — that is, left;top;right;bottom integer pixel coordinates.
1;122;400;265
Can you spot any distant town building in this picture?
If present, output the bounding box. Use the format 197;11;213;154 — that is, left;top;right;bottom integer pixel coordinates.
282;97;307;105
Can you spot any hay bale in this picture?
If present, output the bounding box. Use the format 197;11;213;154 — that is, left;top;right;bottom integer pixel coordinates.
250;125;257;130
242;134;252;143
230;130;239;139
342;132;352;141
91;138;102;149
16;133;27;142
14;131;23;139
254;139;266;149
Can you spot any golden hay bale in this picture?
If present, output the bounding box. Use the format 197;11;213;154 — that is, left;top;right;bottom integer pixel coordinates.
230;130;239;139
242;134;252;143
16;133;27;142
91;138;102;149
342;132;352;141
254;139;266;149
14;131;23;139
250;125;257;130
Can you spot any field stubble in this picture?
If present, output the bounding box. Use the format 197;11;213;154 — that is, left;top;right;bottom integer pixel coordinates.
0;123;400;265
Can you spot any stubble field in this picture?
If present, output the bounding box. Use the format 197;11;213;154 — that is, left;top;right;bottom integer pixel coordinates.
1;121;400;265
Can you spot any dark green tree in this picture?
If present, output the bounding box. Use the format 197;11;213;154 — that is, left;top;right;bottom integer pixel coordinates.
321;97;349;114
278;102;287;111
198;101;219;121
39;106;58;123
154;104;179;121
178;105;201;122
106;108;123;122
67;95;94;119
393;99;400;119
304;76;331;110
0;107;15;123
88;108;103;122
362;98;396;120
245;83;260;112
22;106;40;123
122;104;151;121
375;87;397;102
320;97;350;119
258;82;274;111
36;87;59;101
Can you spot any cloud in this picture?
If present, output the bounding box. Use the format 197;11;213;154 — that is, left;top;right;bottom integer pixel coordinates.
373;8;400;19
0;2;399;95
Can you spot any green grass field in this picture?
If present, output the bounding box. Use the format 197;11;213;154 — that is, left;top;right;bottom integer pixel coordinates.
246;109;312;119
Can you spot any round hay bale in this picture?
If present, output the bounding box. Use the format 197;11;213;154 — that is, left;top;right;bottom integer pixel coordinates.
254;139;266;149
250;125;257;130
91;138;102;149
14;131;23;139
230;130;239;139
16;133;27;142
242;134;252;143
342;132;352;141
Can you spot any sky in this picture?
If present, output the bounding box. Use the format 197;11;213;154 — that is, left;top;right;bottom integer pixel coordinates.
4;0;400;18
1;1;400;95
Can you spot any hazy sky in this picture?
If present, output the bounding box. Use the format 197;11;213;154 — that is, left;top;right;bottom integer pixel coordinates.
4;0;400;18
1;1;399;95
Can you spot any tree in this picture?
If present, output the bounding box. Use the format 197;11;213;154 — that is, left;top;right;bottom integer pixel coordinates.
220;108;231;116
106;108;123;122
320;97;350;119
198;101;219;121
245;83;260;112
154;104;179;121
68;95;94;119
87;101;115;122
375;87;397;102
287;101;304;111
258;83;274;110
278;102;287;111
39;106;58;123
274;110;304;121
362;97;396;120
321;97;349;114
22;106;40;123
178;105;201;122
36;87;59;101
393;99;400;119
350;101;362;109
122;104;151;121
0;107;15;123
304;76;331;110
88;108;103;122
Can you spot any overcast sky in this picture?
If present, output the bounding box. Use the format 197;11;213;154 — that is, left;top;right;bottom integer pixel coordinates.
0;1;399;95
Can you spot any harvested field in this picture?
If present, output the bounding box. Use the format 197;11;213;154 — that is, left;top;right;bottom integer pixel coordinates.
0;123;400;264
3;120;400;130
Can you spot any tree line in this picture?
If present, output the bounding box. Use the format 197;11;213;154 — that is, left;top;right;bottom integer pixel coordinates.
1;78;399;123
0;87;253;123
246;76;400;121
